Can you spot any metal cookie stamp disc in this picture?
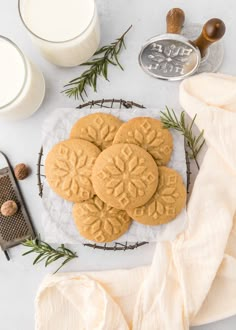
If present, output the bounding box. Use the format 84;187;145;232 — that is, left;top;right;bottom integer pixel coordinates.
139;34;201;81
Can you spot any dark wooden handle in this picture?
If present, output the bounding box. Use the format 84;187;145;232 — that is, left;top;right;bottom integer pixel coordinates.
166;8;185;34
192;18;226;57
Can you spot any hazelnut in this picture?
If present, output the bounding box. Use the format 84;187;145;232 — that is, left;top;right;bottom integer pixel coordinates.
1;200;18;217
14;163;29;180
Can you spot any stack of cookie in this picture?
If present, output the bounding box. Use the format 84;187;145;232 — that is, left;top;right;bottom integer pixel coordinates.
45;113;186;243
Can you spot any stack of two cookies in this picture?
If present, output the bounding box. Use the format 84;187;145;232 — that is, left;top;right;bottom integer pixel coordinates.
45;113;186;243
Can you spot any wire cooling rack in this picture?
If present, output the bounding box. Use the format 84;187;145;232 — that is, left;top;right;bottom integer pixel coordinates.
37;98;191;251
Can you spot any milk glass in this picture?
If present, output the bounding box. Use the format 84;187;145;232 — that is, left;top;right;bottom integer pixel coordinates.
0;36;45;120
18;0;100;67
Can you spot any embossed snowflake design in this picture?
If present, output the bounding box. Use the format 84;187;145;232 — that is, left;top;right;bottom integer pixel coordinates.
52;145;95;200
125;119;172;165
80;116;118;149
75;197;130;242
134;172;180;219
98;145;156;208
147;42;193;75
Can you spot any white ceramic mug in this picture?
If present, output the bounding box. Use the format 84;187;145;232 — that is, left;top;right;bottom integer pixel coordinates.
18;0;100;67
0;36;45;121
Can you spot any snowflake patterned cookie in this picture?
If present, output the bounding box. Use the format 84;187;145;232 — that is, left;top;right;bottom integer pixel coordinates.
70;113;123;150
113;117;173;166
73;196;132;243
45;139;100;202
92;143;159;210
127;167;186;225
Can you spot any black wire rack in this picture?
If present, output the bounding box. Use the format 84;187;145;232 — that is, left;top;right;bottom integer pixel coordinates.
37;98;191;251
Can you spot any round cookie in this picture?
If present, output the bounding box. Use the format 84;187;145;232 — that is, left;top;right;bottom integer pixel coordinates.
127;167;186;225
70;113;123;150
92;143;159;210
113;117;173;166
73;196;131;243
45;139;100;202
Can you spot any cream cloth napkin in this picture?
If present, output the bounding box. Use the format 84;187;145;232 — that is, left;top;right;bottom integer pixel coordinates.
35;73;236;330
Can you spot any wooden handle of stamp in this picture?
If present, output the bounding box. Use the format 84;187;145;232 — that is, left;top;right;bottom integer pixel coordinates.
166;8;185;34
192;18;226;57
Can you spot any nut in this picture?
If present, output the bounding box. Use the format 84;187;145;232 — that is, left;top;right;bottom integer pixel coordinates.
1;201;18;217
14;163;29;180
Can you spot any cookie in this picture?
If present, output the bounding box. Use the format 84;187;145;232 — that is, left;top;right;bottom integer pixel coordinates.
92;143;159;210
113;117;173;166
45;139;100;202
73;196;131;242
127;167;186;225
70;113;123;150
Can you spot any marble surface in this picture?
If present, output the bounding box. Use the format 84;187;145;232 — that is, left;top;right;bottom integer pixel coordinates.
0;0;235;329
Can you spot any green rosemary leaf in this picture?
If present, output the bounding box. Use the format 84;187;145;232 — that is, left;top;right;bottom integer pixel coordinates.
106;58;117;66
83;59;102;66
58;246;75;255
47;255;65;265
94;46;109;55
180;111;186;128
22;249;35;256
114;52;123;70
33;253;47;265
62;25;132;100
102;61;109;80
196;138;205;155
195;129;204;145
189;113;197;131
22;237;78;272
53;257;72;274
78;81;85;94
40;241;53;250
65;76;83;84
45;254;63;267
117;38;125;53
92;74;97;91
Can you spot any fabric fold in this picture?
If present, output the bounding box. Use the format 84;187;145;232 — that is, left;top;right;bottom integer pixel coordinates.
35;274;129;330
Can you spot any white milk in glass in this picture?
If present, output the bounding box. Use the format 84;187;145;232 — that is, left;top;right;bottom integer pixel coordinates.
0;37;45;120
19;0;100;67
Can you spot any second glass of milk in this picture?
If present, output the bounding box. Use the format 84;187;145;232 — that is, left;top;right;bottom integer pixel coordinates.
0;36;45;120
18;0;100;67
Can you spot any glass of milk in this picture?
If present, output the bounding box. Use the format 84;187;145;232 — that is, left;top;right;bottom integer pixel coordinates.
0;36;45;121
18;0;100;67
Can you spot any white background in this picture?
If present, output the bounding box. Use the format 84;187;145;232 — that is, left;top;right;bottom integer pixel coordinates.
0;0;235;329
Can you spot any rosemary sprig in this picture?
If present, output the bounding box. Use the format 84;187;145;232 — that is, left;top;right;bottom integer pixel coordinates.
62;25;132;100
160;107;205;169
22;238;78;273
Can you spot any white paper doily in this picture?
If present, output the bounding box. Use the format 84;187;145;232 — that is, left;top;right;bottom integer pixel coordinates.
41;107;187;243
